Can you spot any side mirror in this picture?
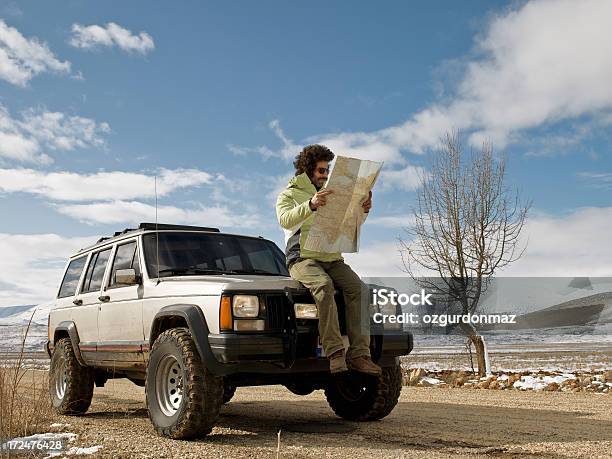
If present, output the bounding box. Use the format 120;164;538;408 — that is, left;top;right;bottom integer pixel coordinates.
115;269;141;286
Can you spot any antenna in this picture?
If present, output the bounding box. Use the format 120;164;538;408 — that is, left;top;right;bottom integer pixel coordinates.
155;176;160;286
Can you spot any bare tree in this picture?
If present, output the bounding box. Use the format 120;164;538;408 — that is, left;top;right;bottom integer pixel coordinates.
400;131;530;376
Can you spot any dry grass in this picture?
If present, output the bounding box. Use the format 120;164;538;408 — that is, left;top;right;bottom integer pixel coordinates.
0;312;54;456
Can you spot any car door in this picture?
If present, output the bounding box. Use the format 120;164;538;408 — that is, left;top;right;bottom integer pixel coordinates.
52;254;90;345
71;246;113;363
96;239;145;367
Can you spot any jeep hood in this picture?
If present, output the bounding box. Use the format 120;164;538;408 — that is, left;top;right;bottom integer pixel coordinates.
154;274;303;296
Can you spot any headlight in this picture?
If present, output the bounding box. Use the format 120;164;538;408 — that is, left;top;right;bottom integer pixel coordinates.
295;303;318;319
232;295;259;317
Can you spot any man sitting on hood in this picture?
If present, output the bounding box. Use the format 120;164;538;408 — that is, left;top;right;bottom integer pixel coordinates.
275;144;381;376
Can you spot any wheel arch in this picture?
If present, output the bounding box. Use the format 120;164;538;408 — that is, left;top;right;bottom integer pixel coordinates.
149;304;227;375
53;321;86;366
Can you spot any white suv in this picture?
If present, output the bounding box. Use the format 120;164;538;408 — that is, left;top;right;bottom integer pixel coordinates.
47;223;412;439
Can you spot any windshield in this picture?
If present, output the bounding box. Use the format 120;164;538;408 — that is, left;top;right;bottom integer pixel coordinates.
142;232;289;278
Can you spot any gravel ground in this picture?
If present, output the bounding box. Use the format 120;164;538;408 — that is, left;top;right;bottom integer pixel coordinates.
34;375;612;458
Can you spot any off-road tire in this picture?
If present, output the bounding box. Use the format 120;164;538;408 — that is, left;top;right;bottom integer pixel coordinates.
324;362;402;421
222;381;236;404
146;327;223;439
285;381;316;396
49;337;94;415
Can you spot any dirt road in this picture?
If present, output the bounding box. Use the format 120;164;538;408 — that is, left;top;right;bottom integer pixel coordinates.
45;377;612;458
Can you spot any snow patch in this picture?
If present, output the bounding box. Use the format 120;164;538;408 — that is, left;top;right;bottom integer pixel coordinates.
46;445;103;457
513;374;576;391
419;376;444;385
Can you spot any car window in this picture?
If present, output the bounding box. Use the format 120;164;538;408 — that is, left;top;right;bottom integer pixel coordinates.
58;256;88;298
81;248;112;293
109;241;140;287
143;232;289;277
216;254;241;271
243;241;285;273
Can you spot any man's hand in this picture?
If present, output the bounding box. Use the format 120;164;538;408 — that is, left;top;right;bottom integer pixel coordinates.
309;190;333;210
362;191;372;213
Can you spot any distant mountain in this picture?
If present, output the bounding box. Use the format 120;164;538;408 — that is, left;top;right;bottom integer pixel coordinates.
0;302;54;327
481;292;612;331
0;305;35;319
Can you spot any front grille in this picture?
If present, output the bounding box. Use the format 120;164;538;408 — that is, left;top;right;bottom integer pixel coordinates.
264;294;286;330
264;291;316;330
264;291;347;331
262;290;350;359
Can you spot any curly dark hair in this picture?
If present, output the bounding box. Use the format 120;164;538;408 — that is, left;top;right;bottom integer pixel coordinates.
293;144;335;177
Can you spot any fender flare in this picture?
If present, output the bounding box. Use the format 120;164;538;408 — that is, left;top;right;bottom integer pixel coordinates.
54;321;87;366
150;304;227;375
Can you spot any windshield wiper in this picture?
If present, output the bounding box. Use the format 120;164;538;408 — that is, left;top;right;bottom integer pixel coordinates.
157;267;236;276
156;265;284;277
228;268;283;276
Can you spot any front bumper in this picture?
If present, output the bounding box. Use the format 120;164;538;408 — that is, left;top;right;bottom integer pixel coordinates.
209;331;413;372
209;334;285;362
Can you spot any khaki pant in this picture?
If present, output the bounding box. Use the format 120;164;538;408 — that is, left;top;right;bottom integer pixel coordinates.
289;258;370;359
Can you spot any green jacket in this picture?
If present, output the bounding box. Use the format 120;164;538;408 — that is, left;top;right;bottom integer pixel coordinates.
275;172;343;265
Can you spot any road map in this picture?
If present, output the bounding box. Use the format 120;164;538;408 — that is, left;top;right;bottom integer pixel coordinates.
304;156;383;253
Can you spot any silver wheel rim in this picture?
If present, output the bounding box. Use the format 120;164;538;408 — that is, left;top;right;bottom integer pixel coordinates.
155;355;183;416
55;356;67;399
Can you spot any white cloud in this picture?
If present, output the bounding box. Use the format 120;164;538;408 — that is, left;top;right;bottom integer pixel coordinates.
350;206;612;278
0;104;109;164
384;0;612;152
378;165;424;192
18;108;110;150
0;233;96;307
310;129;413;166
69;22;155;55
0;168;214;201
227;143;277;159
0;131;47;164
269;119;301;160
266;173;293;203
0;19;70;86
55;200;260;229
345;241;407;277
366;214;415;228
500;207;612;276
577;171;612;190
233;119;410;166
228;120;299;161
244;0;612;165
231;121;423;192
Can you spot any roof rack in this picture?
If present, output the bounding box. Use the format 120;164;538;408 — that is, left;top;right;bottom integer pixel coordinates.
85;223;221;252
113;227;137;237
138;223;220;232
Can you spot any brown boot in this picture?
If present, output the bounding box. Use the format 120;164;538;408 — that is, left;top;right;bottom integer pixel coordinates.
329;349;348;374
347;356;382;376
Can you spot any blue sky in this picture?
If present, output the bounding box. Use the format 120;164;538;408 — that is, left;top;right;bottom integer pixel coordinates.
1;0;611;306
